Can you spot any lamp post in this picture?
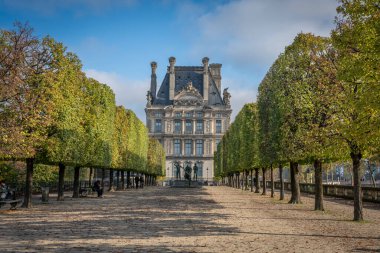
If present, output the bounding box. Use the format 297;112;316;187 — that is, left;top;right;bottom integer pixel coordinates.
167;167;169;179
206;167;209;182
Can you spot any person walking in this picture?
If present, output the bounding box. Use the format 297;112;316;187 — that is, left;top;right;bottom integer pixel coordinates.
93;180;103;198
135;176;139;189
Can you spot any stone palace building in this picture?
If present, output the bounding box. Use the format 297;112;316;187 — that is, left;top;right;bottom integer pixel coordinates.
145;57;232;182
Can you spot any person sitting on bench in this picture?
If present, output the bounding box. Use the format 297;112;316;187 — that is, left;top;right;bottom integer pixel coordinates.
93;180;103;198
0;180;11;200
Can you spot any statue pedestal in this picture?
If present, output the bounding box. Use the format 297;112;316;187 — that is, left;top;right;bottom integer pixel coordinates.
170;180;202;188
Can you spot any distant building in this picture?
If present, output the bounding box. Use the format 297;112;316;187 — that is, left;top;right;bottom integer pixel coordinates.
145;57;232;181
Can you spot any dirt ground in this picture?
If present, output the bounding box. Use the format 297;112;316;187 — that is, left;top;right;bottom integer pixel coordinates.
0;186;379;253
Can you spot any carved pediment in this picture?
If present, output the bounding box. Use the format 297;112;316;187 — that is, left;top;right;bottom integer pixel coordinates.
173;81;204;106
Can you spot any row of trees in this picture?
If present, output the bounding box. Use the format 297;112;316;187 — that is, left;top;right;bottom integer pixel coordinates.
214;0;379;221
0;23;165;208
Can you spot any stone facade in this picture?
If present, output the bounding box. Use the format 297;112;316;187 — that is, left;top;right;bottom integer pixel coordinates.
145;57;232;181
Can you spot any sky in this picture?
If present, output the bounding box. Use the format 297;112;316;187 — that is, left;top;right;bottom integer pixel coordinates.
0;0;340;122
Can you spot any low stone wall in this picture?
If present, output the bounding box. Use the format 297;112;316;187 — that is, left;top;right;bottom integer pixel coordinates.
268;182;380;203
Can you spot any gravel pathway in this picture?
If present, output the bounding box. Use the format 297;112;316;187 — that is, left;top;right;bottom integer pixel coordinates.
0;186;379;252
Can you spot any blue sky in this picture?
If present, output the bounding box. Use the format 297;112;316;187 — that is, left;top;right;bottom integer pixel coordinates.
0;0;339;121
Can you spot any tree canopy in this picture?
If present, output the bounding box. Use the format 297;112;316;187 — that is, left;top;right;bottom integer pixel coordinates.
215;0;380;221
0;23;165;184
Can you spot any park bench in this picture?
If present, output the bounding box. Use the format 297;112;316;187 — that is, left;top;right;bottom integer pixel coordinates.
79;187;94;197
1;188;22;210
0;199;22;210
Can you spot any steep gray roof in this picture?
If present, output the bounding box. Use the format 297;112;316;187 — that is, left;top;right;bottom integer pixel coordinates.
153;66;224;106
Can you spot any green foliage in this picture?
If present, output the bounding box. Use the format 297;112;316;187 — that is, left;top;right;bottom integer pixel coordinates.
112;106;155;174
0;162;59;188
33;164;59;187
0;23;55;160
83;78;116;168
147;138;166;176
40;39;88;166
258;33;347;166
0;23;162;178
124;110;148;172
214;103;259;176
331;0;380;156
112;106;130;169
0;162;23;186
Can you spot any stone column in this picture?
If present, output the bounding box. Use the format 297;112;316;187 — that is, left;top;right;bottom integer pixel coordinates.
192;139;196;156
150;61;157;99
181;139;184;156
169;57;176;100
202;57;209;101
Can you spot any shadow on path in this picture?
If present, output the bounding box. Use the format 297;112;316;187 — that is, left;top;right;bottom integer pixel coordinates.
0;187;239;252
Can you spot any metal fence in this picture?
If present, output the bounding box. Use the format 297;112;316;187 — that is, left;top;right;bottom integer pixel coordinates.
266;181;380;203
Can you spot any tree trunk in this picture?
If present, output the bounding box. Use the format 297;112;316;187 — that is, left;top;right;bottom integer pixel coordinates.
288;161;301;204
240;172;243;190
255;168;260;193
127;171;131;188
116;170;120;190
250;169;253;192
351;151;363;221
121;171;125;190
245;170;249;190
270;165;274;198
57;163;65;201
279;164;284;200
262;168;267;195
109;169;114;191
101;168;105;188
22;158;34;208
314;159;324;211
88;167;93;187
72;166;80;198
240;172;244;190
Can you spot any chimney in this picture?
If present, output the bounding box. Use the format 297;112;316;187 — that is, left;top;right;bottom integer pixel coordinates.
150;61;157;100
202;57;209;101
209;63;222;93
169;56;176;100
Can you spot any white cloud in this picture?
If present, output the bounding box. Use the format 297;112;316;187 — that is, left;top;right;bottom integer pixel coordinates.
193;0;338;69
85;69;148;122
180;0;339;119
